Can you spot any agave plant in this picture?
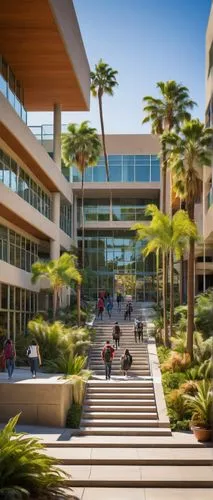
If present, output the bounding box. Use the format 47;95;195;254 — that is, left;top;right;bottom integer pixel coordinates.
45;353;87;377
184;380;213;428
0;414;75;500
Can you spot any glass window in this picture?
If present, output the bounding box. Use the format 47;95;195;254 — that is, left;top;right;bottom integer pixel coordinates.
151;156;160;181
109;164;122;182
135;156;150;182
1;284;8;309
93;165;106;182
85;168;93;182
123;156;134;182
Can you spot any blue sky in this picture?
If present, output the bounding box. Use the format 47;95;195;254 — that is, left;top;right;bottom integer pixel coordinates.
28;0;211;134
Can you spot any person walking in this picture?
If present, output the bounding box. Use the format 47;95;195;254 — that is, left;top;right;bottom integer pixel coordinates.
101;340;115;380
120;349;133;378
106;297;113;318
116;293;121;311
112;322;121;350
4;339;16;379
27;339;41;378
124;301;133;321
97;296;104;320
134;320;143;343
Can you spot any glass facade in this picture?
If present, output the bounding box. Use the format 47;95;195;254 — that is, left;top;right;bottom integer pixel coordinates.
0;224;38;271
78;230;156;300
77;198;159;223
0;148;52;220
60;201;72;236
0;283;38;339
71;155;160;183
112;199;158;221
0;56;27;123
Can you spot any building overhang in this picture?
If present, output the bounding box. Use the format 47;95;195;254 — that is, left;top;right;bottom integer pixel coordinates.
0;0;90;111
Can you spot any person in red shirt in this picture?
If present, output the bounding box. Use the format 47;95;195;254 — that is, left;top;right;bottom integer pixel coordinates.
4;339;16;379
97;296;104;320
101;341;115;380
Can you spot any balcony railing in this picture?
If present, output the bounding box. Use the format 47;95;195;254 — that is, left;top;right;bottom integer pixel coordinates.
0;74;27;124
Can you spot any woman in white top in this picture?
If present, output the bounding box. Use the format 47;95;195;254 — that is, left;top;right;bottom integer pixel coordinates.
27;339;41;378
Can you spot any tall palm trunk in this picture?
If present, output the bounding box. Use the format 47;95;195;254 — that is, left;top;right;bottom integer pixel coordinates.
77;283;81;327
161;142;168;345
81;172;85;269
163;251;169;347
98;90;109;182
186;201;195;359
179;256;184;304
53;288;57;320
169;169;174;335
156;249;159;306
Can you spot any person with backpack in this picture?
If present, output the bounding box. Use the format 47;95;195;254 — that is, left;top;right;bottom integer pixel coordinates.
4;339;16;379
27;339;41;378
134;320;144;343
97;296;104;320
120;348;133;378
124;301;133;321
112;322;121;350
101;340;115;380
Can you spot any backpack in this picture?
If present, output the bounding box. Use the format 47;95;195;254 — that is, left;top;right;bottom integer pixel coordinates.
104;347;112;363
122;354;132;370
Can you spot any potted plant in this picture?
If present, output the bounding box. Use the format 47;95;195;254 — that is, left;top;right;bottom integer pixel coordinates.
184;380;213;442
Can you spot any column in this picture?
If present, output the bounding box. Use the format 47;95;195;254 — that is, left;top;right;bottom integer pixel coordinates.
50;192;60;260
53;103;61;169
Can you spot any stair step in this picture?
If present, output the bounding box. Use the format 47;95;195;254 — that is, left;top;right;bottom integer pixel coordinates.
85;394;155;400
81;419;160;427
61;464;213;487
84;405;157;412
84;399;156;406
79;427;172;436
45;447;213;466
87;386;153;392
82;412;158;420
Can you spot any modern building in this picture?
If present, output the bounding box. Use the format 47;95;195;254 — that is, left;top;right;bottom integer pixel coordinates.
0;0;90;339
31;130;161;301
198;0;213;289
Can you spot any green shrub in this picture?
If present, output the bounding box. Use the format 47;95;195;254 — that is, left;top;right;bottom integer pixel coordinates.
157;346;171;364
66;403;82;429
170;419;190;431
0;414;74;499
162;371;186;393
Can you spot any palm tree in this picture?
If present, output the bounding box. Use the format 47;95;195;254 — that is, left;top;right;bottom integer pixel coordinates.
32;252;82;321
90;59;118;181
133;205;198;347
143;80;196;336
164;119;213;358
61;121;101;269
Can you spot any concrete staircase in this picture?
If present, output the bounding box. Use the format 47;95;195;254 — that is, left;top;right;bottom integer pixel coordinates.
45;302;213;497
80;302;170;437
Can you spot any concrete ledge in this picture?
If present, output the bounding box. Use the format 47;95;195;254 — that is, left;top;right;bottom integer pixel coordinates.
147;340;171;430
0;378;72;427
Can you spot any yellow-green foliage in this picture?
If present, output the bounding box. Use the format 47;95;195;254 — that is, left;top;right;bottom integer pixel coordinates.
161;352;191;373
